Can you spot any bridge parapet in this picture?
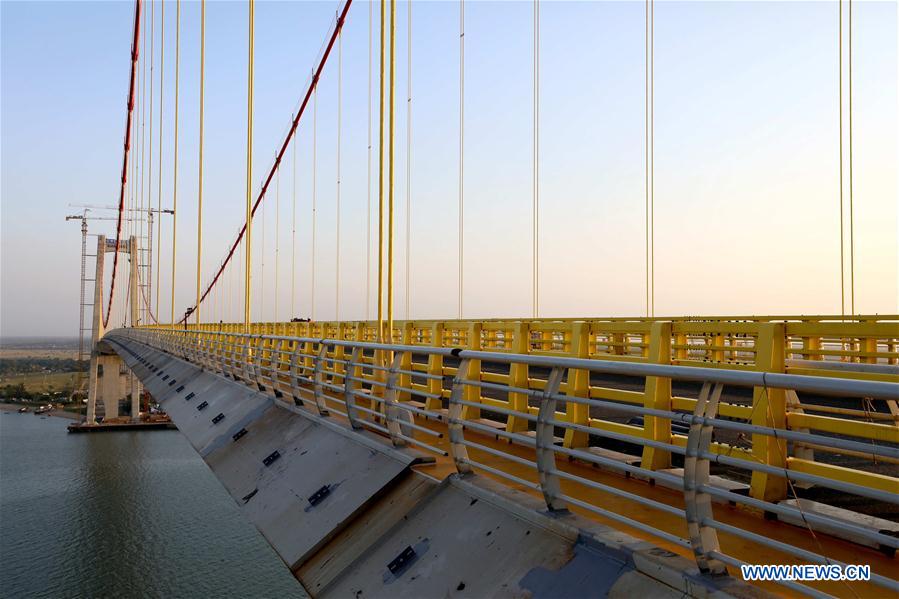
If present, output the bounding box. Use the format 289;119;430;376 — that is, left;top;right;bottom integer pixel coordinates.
115;325;898;597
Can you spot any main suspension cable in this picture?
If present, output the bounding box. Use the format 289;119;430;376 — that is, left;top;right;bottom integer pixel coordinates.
104;0;142;329
181;1;352;326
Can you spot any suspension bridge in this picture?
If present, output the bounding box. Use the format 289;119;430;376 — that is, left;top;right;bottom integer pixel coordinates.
69;0;897;597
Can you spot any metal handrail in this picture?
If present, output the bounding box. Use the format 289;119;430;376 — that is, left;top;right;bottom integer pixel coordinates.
110;327;899;597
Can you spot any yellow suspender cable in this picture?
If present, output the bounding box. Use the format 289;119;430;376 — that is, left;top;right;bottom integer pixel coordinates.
291;125;297;319
196;0;205;326
336;29;342;322
312;86;317;321
244;0;255;332
387;0;396;342
650;0;655;318
140;0;147;324
171;0;181;329
458;0;464;320
261;169;266;320
377;0;386;341
148;0;155;322
644;0;650;318
275;159;280;321
404;0;412;321
532;0;539;319
838;0;845;317
848;0;855;316
366;0;373;322
156;0;165;323
405;0;412;320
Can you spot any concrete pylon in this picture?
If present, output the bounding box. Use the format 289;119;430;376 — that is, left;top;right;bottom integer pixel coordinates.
84;235;142;424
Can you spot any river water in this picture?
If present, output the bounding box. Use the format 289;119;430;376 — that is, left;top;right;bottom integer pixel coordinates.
0;411;306;598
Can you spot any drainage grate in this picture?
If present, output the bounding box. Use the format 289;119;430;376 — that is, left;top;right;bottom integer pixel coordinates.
308;485;331;506
211;413;225;424
262;451;281;467
175;385;185;393
232;428;248;442
185;392;195;401
196;400;209;411
387;546;417;576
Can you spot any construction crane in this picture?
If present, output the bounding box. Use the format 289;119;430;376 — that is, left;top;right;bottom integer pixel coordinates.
67;205;173;328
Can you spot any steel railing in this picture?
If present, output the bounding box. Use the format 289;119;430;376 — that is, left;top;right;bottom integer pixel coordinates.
111;327;899;598
148;318;899;504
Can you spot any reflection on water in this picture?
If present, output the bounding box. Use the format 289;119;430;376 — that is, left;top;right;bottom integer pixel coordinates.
0;412;305;598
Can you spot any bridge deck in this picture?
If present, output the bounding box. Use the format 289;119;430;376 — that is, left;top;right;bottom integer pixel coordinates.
310;398;897;598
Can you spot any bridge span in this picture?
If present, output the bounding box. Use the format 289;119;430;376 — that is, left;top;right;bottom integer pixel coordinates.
96;323;899;598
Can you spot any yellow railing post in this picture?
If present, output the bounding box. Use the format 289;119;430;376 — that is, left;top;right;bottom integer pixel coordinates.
864;336;878;365
399;321;413;401
750;322;788;502
641;321;672;470
563;322;589;448
425;322;444;411
460;321;482;421
674;326;688;361
802;333;822;361
506;321;530;433
611;331;625;356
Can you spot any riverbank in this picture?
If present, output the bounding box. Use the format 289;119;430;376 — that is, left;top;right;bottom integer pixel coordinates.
0;403;81;420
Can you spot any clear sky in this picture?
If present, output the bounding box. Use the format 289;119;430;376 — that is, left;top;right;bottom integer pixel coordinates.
1;0;896;337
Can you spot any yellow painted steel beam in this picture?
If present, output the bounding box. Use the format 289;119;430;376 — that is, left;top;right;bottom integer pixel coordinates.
787;413;899;444
787;457;899;496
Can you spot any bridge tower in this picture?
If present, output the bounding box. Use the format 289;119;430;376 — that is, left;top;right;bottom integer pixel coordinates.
84;234;142;424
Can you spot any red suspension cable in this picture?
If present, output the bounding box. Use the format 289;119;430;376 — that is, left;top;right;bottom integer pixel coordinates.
179;0;353;324
105;0;143;328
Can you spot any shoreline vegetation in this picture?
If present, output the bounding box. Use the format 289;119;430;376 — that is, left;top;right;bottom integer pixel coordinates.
0;337;88;401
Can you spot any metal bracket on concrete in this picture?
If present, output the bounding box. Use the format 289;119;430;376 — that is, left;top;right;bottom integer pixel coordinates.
344;346;363;429
448;358;473;474
536;367;567;512
385;351;410;447
312;343;330;416
684;381;727;575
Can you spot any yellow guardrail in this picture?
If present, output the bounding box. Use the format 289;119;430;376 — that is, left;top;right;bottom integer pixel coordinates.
143;315;898;503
